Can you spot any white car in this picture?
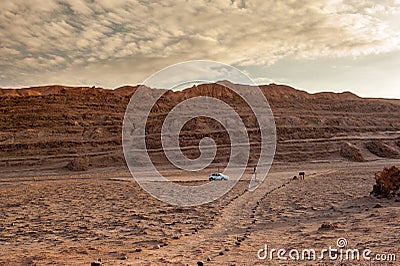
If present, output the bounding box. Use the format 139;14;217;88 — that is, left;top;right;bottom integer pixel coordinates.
209;173;229;181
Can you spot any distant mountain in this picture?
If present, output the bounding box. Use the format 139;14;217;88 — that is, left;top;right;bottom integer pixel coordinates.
1;83;399;175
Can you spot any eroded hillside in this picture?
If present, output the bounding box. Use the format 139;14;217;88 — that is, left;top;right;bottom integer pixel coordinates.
1;83;399;175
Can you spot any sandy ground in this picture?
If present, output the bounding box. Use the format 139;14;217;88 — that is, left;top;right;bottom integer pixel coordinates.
1;161;399;265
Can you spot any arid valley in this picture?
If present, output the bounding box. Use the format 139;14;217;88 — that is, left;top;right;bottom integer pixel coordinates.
1;84;400;265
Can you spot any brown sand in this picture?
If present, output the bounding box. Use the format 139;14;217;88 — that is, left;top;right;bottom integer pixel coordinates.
1;161;399;265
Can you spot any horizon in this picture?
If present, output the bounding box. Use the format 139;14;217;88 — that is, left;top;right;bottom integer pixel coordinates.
2;81;399;100
1;1;400;99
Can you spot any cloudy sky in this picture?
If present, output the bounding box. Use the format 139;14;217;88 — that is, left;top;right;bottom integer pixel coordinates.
1;0;399;98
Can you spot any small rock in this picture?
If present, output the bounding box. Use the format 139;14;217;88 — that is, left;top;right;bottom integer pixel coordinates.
356;243;366;250
135;248;142;252
207;257;211;261
219;251;224;255
91;262;101;266
373;203;383;208
197;261;204;266
318;222;339;231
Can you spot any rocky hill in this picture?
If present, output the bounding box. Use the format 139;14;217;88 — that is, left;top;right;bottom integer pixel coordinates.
1;83;399;176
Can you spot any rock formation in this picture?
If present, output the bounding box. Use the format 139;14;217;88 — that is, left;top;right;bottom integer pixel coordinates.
340;142;365;162
1;83;400;172
365;140;400;159
67;156;89;171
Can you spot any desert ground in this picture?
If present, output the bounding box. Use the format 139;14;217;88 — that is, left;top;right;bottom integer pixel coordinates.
1;84;400;265
1;160;399;265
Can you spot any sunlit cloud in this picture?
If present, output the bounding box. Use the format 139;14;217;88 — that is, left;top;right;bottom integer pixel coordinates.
0;0;399;92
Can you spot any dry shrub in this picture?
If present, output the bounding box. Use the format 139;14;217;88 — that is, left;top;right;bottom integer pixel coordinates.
371;166;400;199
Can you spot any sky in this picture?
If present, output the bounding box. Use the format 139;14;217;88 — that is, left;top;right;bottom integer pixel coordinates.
1;0;400;98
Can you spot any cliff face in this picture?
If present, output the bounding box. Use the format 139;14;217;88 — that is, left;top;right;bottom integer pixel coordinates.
1;83;400;174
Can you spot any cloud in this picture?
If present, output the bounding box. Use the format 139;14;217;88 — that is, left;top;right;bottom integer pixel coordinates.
0;0;399;88
68;0;93;15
